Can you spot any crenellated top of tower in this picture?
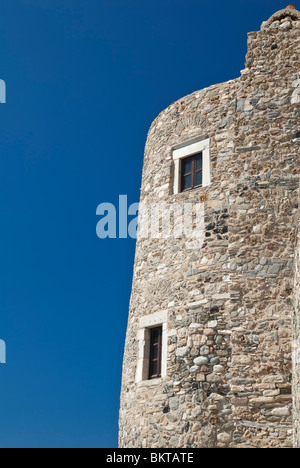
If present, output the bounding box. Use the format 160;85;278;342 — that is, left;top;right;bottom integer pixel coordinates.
261;4;300;30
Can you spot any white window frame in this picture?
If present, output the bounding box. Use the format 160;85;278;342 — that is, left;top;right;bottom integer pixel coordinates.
136;310;168;386
173;138;210;195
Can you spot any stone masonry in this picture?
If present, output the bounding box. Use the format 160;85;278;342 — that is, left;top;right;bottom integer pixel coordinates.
119;6;300;448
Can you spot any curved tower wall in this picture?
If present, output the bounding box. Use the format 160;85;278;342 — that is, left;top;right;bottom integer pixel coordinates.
120;8;300;448
293;226;300;447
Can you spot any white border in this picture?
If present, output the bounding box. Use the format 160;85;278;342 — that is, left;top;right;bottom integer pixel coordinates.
173;138;210;194
136;310;168;385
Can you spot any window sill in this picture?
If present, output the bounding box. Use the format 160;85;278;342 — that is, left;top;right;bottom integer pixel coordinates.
171;185;208;198
137;378;162;388
180;184;203;193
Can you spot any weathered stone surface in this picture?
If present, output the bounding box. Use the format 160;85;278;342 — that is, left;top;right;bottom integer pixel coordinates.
175;346;190;357
271;407;291;417
119;7;300;449
199;346;210;356
169;396;180;412
217;433;232;444
193;356;208;366
232;397;249;407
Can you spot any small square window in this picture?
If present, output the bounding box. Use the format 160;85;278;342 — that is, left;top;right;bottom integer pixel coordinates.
181;153;203;192
172;138;210;195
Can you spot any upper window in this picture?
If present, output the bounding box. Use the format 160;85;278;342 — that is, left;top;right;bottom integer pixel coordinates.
173;138;210;195
181;153;203;192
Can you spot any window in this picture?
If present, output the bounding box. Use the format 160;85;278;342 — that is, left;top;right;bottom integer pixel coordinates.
173;138;210;194
181;153;203;192
149;326;162;379
135;311;168;385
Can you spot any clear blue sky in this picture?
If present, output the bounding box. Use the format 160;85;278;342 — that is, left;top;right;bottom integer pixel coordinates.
0;0;291;448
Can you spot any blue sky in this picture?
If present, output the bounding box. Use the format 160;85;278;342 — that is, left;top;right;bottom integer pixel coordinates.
0;0;292;448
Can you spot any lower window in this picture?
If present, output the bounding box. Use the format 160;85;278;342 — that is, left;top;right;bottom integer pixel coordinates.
149;326;163;379
135;311;168;385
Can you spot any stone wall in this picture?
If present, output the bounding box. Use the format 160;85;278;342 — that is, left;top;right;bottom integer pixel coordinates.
293;218;300;447
119;7;300;448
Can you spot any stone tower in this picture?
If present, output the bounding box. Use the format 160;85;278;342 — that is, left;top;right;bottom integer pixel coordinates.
119;6;300;448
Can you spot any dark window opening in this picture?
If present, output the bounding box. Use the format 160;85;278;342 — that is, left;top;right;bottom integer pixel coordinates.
149;326;162;380
181;153;203;192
